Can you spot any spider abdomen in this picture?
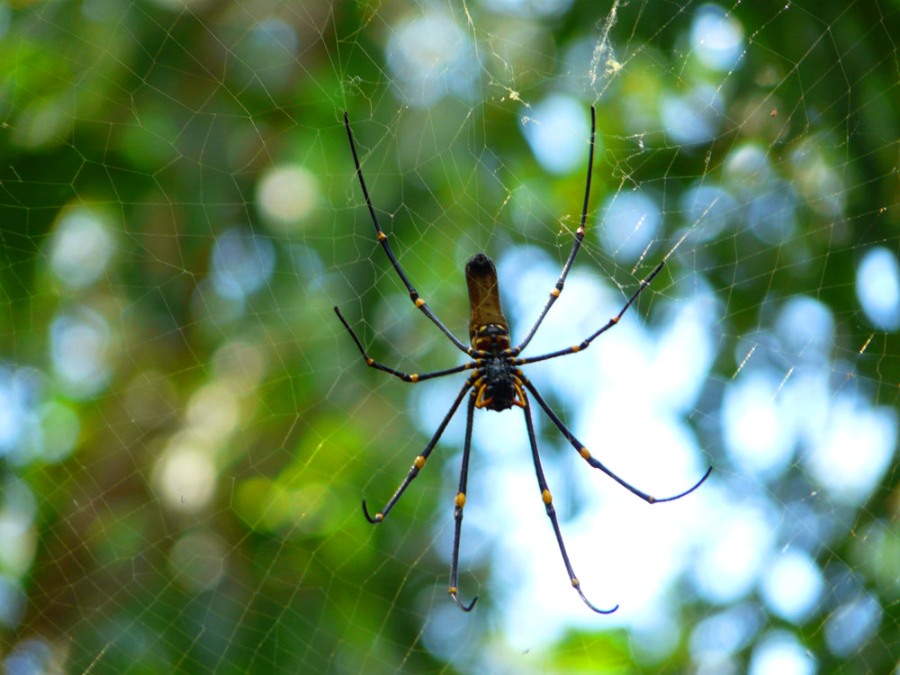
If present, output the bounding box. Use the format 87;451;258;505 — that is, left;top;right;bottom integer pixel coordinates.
466;254;511;351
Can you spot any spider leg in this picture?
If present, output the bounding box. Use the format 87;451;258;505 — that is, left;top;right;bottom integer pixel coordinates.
522;378;712;503
334;306;475;383
521;388;618;614
362;379;473;524
512;258;667;366
449;391;478;612
513;106;596;355
343;112;470;354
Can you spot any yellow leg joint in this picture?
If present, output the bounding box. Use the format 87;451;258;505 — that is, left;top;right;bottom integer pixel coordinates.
455;492;466;508
474;384;490;409
415;298;426;308
542;489;552;504
414;455;426;469
374;513;385;522
448;586;458;595
513;381;526;408
579;447;591;460
377;231;387;241
571;577;580;588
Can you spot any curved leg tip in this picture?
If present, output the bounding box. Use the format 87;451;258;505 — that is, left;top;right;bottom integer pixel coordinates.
656;464;714;503
449;588;478;612
576;585;618;614
361;500;383;524
591;602;619;615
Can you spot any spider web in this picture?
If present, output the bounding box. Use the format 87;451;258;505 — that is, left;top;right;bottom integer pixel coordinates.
1;0;898;672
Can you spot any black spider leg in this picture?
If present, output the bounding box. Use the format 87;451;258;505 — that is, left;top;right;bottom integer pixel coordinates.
334;306;475;383
343;112;470;354
513;257;667;367
521;378;712;503
513;105;597;355
521;386;618;614
361;379;474;524
449;391;478;612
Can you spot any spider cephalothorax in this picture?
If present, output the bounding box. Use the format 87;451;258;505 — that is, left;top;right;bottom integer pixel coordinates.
334;107;711;613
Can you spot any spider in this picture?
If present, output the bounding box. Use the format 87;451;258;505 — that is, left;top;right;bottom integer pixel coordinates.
334;107;712;613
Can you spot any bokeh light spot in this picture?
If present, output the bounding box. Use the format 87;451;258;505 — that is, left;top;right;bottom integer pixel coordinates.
257;165;320;232
520;94;591;175
49;208;115;290
856;246;900;331
690;4;745;71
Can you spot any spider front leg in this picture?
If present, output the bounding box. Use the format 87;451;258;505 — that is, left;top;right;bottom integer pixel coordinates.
522;378;712;503
521;388;618;614
513;258;668;364
361;379;473;524
334;306;475;383
343;112;470;354
514;106;597;354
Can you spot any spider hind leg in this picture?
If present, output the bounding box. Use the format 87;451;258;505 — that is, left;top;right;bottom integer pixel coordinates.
522;389;619;614
448;392;479;612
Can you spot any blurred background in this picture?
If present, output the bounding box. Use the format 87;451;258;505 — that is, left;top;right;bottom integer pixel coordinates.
0;0;897;672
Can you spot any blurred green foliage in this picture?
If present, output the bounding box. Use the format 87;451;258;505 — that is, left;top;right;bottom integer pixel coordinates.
0;0;897;673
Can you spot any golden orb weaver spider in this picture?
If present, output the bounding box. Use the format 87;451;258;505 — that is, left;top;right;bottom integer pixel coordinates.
334;107;712;613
